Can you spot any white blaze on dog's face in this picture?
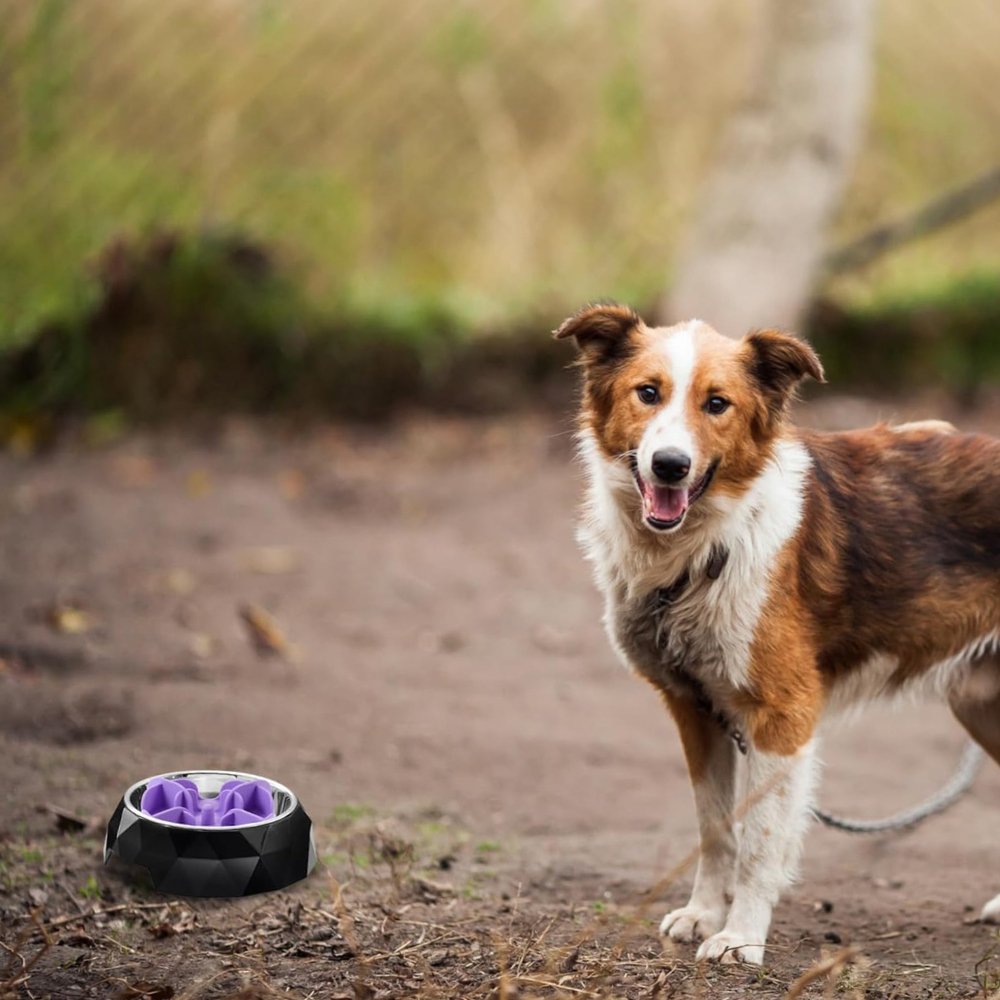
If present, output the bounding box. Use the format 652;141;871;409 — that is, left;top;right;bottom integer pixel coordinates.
633;324;701;528
555;304;823;533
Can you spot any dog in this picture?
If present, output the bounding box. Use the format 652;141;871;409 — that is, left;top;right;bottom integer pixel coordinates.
555;303;1000;965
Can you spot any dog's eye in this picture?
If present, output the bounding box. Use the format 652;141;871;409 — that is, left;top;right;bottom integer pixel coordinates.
705;395;730;415
636;385;659;405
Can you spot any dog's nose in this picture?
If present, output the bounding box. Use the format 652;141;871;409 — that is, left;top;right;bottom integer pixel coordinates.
651;448;691;484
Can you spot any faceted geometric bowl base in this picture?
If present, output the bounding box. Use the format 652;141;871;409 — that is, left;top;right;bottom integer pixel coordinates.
104;770;317;897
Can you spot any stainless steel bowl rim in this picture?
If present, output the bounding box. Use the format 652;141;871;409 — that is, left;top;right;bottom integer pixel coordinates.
122;769;299;831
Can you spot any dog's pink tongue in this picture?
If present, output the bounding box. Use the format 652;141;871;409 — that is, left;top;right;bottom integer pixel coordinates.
649;485;689;522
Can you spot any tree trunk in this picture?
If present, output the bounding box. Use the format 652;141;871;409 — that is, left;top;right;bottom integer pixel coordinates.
663;0;874;336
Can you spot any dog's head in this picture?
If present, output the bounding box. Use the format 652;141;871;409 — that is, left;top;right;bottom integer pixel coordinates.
555;303;823;533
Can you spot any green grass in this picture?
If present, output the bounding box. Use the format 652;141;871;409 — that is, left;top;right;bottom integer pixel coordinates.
0;228;996;430
2;0;1000;418
4;0;1000;340
78;874;101;900
329;803;377;826
812;271;1000;393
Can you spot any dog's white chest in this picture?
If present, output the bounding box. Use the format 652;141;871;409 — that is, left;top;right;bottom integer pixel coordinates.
608;548;765;698
580;437;812;700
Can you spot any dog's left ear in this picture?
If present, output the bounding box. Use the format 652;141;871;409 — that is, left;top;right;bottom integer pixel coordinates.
744;329;825;396
553;303;643;362
743;329;825;433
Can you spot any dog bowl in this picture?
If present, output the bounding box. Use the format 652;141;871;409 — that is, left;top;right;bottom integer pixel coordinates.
104;770;316;897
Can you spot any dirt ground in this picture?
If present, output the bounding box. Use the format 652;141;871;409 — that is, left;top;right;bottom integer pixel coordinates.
2;395;1000;1000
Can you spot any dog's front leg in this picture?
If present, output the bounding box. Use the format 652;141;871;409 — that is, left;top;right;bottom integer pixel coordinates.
659;692;738;944
696;738;818;966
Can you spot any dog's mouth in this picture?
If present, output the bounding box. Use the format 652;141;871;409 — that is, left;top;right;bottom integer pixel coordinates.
629;456;719;531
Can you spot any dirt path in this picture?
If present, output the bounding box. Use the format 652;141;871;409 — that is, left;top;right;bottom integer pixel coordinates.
2;402;999;999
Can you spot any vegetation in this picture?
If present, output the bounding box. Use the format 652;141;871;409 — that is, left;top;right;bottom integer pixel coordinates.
1;0;999;420
812;273;1000;401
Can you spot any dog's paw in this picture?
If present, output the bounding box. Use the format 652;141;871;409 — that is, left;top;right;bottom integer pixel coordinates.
696;930;765;966
659;904;726;943
981;894;1000;924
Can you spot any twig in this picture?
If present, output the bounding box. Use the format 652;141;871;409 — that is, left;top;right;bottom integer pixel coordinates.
0;911;52;997
514;976;599;996
58;878;89;917
511;913;557;977
396;915;482;930
97;934;139;955
35;901;182;933
328;874;363;961
784;946;860;999
364;931;469;963
824;166;1000;276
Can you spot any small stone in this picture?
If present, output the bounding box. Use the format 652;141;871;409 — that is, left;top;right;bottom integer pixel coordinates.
27;887;49;907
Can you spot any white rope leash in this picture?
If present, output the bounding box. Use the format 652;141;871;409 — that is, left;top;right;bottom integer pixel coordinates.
811;741;984;834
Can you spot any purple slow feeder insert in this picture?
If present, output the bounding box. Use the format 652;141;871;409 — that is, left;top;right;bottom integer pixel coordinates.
140;777;276;827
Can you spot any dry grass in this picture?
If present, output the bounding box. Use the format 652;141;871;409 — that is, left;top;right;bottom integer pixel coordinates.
0;910;52;999
5;801;978;1000
2;0;1000;344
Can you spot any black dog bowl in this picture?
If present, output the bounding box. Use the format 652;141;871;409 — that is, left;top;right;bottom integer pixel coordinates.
104;770;316;897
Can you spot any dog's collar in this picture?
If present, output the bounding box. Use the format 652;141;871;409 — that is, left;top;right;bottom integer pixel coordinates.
654;544;730;606
706;544;730;581
653;544;747;754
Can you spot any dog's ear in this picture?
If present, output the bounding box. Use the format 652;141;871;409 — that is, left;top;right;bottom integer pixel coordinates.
743;329;824;432
744;328;824;394
553;303;643;362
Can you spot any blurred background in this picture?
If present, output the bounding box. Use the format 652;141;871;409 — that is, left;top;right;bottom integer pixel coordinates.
1;0;999;432
4;4;1000;996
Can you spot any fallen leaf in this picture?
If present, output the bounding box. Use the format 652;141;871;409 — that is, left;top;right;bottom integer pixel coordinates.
239;604;293;659
37;802;90;834
147;910;196;939
189;633;218;659
185;469;213;498
242;546;299;575
163;568;197;595
46;604;93;635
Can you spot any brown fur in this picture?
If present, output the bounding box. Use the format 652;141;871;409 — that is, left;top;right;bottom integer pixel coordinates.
559;304;1000;953
557;303;1000;754
799;425;1000;694
554;306;824;511
737;545;824;755
726;424;1000;756
660;687;715;782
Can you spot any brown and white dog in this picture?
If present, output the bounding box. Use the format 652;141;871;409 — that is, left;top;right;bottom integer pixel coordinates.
556;303;1000;965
